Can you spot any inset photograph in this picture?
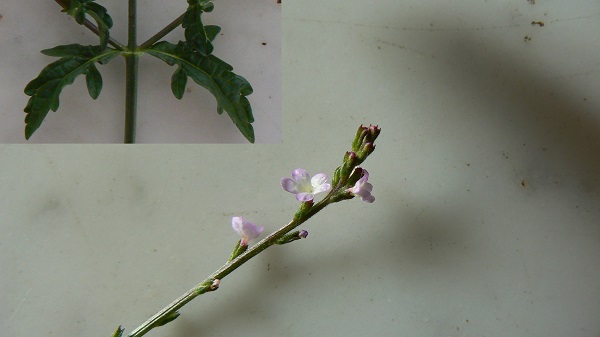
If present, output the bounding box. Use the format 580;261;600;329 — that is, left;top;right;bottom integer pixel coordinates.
1;0;281;143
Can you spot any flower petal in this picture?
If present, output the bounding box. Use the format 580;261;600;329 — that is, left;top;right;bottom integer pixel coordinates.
231;216;245;236
311;173;328;187
232;216;264;240
362;194;375;203
281;178;299;193
355;188;371;198
245;224;264;239
311;173;331;194
312;182;331;194
361;182;373;193
296;192;314;202
291;168;310;182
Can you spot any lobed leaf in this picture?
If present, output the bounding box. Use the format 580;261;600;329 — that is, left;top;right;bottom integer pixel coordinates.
146;41;255;142
64;0;114;49
23;44;120;139
182;0;219;56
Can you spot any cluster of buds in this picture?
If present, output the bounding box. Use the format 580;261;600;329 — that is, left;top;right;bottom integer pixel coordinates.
351;124;381;165
333;124;380;190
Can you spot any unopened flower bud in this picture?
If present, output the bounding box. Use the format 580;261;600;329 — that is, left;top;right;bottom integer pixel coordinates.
276;230;309;245
210;279;220;290
331;166;342;187
344;151;357;165
341;151;358;178
346;166;364;187
352;125;370;152
356;142;375;162
367;125;381;142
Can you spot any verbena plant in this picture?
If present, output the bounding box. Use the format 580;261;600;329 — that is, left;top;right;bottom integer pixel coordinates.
106;124;380;337
23;0;257;143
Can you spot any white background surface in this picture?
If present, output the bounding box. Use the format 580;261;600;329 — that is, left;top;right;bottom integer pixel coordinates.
0;0;281;143
2;1;600;337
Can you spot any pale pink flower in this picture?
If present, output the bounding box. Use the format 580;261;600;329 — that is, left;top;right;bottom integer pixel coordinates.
281;168;331;202
232;216;264;246
347;168;375;203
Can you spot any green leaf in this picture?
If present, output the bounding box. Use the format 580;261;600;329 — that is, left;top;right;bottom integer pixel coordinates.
205;25;221;42
171;67;188;100
23;44;121;139
64;0;114;49
74;8;85;24
110;326;124;337
182;1;218;55
146;41;255;143
41;43;101;58
86;64;102;99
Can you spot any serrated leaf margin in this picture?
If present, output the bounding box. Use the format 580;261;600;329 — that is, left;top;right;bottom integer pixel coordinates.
23;46;121;139
146;41;255;142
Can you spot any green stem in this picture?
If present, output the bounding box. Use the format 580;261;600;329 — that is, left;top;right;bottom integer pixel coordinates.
128;199;331;337
124;0;138;143
139;13;185;49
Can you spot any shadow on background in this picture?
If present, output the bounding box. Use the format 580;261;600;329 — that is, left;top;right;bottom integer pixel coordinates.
172;7;600;336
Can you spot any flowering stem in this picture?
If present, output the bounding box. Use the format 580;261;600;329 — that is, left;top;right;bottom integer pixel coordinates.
127;125;379;336
128;199;331;337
